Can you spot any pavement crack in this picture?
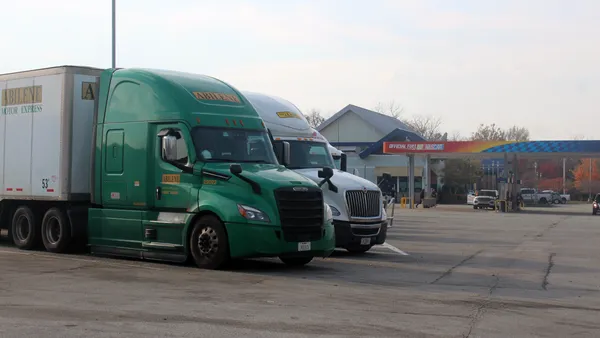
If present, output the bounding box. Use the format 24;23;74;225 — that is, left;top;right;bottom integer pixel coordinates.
536;216;568;238
38;264;94;275
431;249;482;284
542;252;556;291
463;275;500;338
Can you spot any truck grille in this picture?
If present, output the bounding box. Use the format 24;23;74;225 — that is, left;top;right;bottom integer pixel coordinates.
346;190;381;218
274;187;324;242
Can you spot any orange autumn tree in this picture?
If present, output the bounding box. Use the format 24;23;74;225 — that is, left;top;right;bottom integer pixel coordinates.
572;159;600;192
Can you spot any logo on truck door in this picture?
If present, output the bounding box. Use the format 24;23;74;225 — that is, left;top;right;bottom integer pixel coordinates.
162;174;180;184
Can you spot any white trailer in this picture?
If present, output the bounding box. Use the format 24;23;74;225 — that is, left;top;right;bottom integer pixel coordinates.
243;91;388;253
0;65;102;248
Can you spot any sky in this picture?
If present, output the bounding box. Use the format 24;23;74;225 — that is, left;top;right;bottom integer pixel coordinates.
1;0;598;140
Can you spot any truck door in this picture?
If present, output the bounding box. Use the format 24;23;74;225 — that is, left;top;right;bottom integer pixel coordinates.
147;124;194;246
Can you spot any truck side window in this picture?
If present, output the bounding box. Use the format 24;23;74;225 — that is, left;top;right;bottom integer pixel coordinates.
161;130;189;165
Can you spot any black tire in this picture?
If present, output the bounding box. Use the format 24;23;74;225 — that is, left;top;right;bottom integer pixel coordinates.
346;245;373;254
593;209;597;215
279;256;313;266
189;215;230;269
473;205;478;210
562;198;567;204
11;206;41;250
41;208;72;253
539;198;547;204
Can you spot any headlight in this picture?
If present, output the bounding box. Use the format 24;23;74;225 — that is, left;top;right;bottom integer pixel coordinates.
324;203;333;223
237;204;270;223
329;205;341;217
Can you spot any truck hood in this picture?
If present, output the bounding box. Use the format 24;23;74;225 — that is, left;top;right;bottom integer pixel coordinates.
200;162;316;186
293;168;379;191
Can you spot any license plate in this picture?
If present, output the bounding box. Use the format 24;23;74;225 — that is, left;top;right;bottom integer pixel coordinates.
298;242;311;251
360;237;371;245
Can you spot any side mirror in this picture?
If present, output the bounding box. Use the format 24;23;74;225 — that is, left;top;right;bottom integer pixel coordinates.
162;135;178;161
281;141;291;167
340;153;347;172
318;166;334;179
229;164;243;175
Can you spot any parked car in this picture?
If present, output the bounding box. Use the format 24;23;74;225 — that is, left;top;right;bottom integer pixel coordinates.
473;190;499;210
521;188;553;204
467;190;476;205
541;190;569;204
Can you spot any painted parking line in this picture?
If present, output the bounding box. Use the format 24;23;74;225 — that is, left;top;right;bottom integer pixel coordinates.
376;242;410;256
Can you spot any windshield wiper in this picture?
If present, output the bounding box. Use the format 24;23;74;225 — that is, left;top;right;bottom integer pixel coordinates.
204;158;237;162
237;160;272;164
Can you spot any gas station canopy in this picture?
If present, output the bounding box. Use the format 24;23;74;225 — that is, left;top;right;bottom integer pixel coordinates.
383;140;600;159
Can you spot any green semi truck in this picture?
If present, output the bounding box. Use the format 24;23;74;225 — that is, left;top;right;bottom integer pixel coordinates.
0;66;336;269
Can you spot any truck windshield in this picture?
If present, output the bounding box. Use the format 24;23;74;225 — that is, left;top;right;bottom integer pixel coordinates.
275;140;335;169
191;127;278;164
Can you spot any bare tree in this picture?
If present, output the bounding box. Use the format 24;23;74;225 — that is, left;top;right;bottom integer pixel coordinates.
305;108;325;128
471;123;530;141
404;115;443;140
374;100;404;119
470;123;507;141
504;125;530;142
449;131;467;141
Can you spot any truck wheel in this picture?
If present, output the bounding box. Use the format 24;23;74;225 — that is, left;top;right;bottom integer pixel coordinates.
279;256;313;266
346;245;373;254
189;215;230;269
11;206;41;250
553;199;560;204
41;208;72;253
539;198;547;204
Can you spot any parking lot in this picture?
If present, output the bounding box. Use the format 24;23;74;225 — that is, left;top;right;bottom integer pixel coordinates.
0;203;599;337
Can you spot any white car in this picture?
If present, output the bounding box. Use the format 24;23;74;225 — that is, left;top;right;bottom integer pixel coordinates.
473;190;499;210
467;190;476;205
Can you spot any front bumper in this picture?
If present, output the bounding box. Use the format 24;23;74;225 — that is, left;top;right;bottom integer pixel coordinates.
333;220;386;248
224;221;336;259
473;199;495;208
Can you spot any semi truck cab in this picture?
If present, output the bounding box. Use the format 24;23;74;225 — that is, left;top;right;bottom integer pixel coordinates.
243;91;388;253
0;66;336;270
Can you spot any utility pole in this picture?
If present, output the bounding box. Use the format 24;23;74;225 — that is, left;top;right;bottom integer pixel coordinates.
562;157;566;194
112;0;116;68
590;158;593;201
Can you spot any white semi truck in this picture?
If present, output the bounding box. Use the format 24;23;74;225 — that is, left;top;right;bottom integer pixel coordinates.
243;91;388;253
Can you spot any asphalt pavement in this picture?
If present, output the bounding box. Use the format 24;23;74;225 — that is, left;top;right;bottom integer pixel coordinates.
0;203;598;337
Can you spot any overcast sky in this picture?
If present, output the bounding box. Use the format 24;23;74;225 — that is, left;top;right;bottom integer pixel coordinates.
1;0;598;140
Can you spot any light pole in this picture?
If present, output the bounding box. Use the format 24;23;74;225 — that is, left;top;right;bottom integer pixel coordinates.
112;0;116;68
590;158;593;201
534;161;538;190
562;157;567;195
492;161;497;190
